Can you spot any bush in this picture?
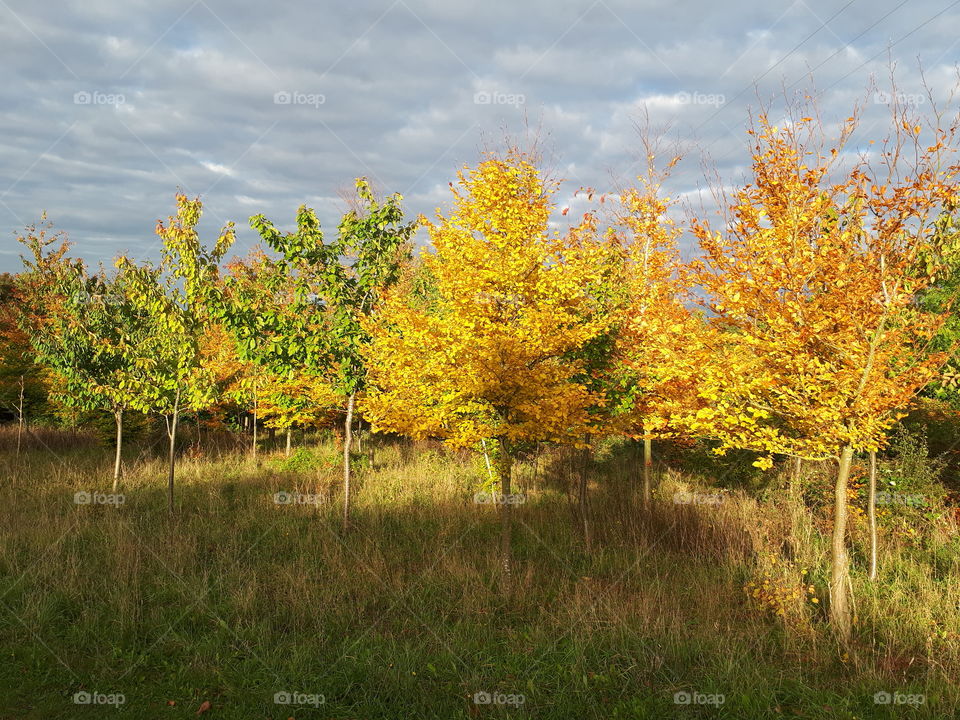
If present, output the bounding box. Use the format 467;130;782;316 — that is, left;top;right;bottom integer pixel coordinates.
275;446;340;474
872;424;949;528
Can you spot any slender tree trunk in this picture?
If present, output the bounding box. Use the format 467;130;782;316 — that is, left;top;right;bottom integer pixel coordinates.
112;409;123;493
342;393;355;532
285;427;292;458
788;456;803;500
167;389;181;514
642;423;653;507
251;398;258;465
481;438;494;482
830;446;854;641
15;375;24;461
868;449;878;582
497;437;513;589
367;427;374;471
579;438;592;552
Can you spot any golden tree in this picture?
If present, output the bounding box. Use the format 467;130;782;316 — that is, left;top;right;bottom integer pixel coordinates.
363;148;616;579
688;109;958;639
611;157;709;505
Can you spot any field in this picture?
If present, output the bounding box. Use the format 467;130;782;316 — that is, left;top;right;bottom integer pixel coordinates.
1;428;958;719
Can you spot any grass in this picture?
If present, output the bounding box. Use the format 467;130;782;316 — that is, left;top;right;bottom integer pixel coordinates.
0;429;958;718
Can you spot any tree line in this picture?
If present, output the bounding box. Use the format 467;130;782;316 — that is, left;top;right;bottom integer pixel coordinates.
7;101;960;643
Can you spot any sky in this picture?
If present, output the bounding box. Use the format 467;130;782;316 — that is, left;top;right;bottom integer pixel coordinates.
0;0;959;272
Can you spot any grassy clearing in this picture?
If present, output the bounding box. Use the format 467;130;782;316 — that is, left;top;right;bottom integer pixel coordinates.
0;431;957;718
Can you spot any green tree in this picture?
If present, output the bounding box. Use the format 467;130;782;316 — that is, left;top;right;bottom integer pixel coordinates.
117;194;234;512
248;178;416;531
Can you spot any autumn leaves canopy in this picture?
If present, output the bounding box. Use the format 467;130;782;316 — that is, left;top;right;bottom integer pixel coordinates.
366;115;956;469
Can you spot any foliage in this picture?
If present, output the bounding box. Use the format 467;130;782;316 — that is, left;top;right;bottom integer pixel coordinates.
687;112;957;464
115;193;235;419
244;178;417;399
363;149;617;451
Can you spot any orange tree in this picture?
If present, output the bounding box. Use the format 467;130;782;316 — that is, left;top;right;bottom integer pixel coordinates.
687;110;957;639
362;149;617;579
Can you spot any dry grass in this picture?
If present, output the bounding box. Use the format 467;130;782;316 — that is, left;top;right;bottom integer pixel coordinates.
0;431;957;718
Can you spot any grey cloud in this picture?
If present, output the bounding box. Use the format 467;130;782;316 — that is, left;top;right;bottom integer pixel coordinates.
0;0;958;268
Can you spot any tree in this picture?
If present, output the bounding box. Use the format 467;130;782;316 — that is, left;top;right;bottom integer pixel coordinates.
610;156;707;506
117;194;234;512
22;263;152;490
1;274;48;437
247;178;416;531
363;149;616;581
687;110;957;639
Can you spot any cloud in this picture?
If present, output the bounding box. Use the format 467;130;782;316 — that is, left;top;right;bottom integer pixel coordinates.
0;0;956;269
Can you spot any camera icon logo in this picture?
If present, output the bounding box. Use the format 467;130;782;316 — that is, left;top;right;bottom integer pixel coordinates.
274;91;292;105
74;491;92;505
674;691;692;704
473;691;492;704
273;491;292;505
874;691;892;705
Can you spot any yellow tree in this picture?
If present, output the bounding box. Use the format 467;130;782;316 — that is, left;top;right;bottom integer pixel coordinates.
363;149;616;579
611;157;709;505
256;372;339;456
688;109;957;639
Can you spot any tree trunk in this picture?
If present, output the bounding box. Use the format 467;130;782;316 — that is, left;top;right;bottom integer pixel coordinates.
830;446;854;641
579;439;592;552
790;456;802;497
251;399;258;465
15;375;24;460
342;393;355;532
166;389;180;514
868;449;878;582
285;427;292;458
642;424;653;507
497;438;513;589
367;428;374;471
112;409;123;493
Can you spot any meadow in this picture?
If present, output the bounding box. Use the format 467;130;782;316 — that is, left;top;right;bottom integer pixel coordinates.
1;423;958;719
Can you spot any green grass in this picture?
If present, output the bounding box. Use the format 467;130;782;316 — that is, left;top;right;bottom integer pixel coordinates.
0;433;957;718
